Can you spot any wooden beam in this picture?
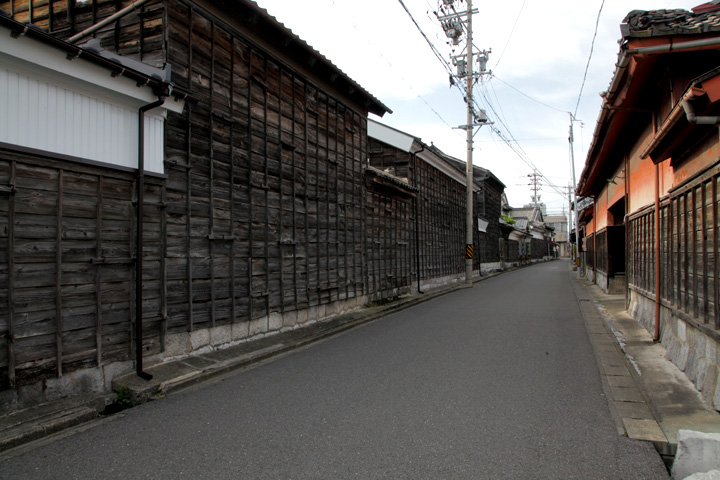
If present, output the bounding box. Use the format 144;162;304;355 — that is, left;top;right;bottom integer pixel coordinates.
55;169;63;377
95;175;103;366
7;161;16;388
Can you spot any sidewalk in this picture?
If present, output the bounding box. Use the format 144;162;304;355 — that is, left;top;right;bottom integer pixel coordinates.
569;266;720;469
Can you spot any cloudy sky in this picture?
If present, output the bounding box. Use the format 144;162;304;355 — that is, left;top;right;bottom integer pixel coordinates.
253;0;704;214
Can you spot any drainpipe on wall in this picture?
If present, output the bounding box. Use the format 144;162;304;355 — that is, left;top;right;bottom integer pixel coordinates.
135;95;167;380
412;145;426;294
593;204;597;284
647;89;720;342
682;92;720;125
654;161;661;342
625;154;630;310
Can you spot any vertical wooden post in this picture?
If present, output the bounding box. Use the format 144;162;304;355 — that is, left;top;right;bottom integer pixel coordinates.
692;187;698;318
209;21;216;329
160;183;168;351
278;71;286;315
714;176;719;329
290;76;299;307
186;7;194;332
654;163;660;341
702;181;708;321
333;105;340;301
262;58;270;323
676;198;681;306
302;82;310;308
229;39;237;324
246;48;254;324
138;1;144;62
7;161;16;387
95;176;103;366
55;170;64;377
49;0;54;33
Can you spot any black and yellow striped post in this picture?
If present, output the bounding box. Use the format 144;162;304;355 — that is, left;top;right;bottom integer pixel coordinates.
465;244;474;260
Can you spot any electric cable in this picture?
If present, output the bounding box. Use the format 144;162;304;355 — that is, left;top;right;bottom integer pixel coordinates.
574;0;606;117
492;0;526;72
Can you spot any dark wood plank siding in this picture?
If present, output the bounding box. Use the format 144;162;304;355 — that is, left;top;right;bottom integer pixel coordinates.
628;165;720;331
0;150;164;388
163;0;368;332
368;138;506;283
474;179;503;265
0;1;166;67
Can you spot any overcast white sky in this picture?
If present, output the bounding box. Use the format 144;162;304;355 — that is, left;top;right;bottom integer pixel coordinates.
253;0;704;214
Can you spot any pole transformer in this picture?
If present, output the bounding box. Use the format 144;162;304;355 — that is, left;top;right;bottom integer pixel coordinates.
437;0;488;284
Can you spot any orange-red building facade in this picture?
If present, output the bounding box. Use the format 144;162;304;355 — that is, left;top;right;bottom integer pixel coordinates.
578;9;720;410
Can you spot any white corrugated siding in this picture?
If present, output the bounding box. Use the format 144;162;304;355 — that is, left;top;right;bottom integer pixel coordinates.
0;64;164;174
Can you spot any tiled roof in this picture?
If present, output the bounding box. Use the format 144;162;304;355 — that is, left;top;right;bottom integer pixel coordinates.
621;8;720;38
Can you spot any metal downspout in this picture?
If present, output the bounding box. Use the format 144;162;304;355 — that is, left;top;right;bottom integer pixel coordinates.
625;154;630;310
682;93;720;125
136;96;166;380
654;160;661;342
412;145;426;294
68;0;152;44
593;206;597;284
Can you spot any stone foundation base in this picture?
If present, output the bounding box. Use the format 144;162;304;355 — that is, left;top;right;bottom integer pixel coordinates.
0;360;132;416
630;290;720;412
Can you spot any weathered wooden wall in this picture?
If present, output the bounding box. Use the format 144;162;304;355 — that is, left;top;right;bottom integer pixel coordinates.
0;0;165;67
162;0;369;333
473;177;503;266
367;139;506;283
364;181;414;300
413;157;466;280
0;150;165;389
1;0;507;398
531;238;548;259
504;239;520;263
628;166;720;330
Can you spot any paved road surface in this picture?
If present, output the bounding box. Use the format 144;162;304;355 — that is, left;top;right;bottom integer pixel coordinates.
0;260;669;479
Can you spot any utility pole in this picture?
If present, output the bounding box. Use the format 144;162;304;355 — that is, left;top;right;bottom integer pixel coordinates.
464;0;474;285
437;0;488;285
528;172;541;210
568;114;580;272
567;185;573;260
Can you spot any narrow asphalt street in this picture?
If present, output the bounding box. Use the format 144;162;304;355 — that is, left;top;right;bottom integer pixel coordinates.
0;260;669;479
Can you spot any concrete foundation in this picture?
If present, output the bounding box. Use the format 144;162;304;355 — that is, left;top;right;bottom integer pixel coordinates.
630;290;720;412
671;430;720;479
0;360;133;416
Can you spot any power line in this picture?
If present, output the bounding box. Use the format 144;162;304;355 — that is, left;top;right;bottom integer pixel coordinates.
396;0;568;204
492;0;526;72
396;0;455;77
491;75;567;114
574;0;606;117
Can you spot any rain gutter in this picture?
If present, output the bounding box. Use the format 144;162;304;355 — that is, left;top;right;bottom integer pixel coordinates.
581;36;720;194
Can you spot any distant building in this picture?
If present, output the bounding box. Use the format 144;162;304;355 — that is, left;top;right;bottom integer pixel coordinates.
501;201;556;262
544;215;569;257
367;119;507;278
